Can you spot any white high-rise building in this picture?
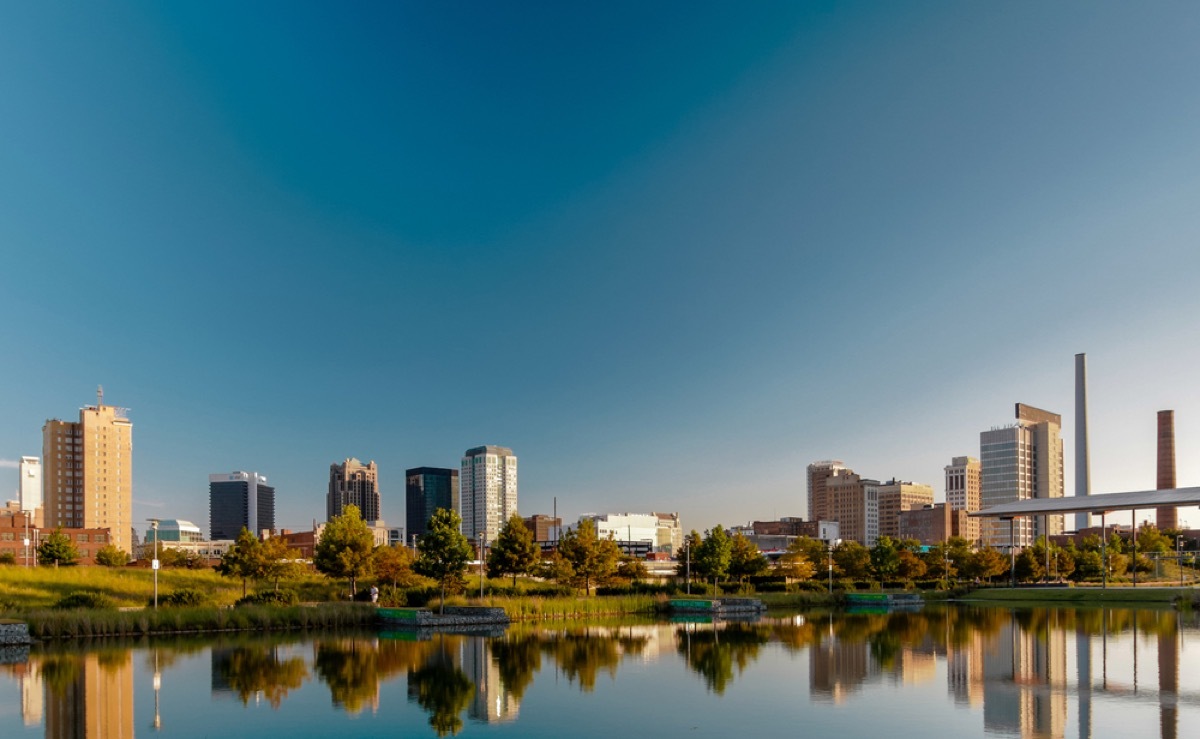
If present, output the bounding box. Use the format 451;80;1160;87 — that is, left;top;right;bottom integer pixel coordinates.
18;456;41;514
460;446;517;544
980;404;1064;550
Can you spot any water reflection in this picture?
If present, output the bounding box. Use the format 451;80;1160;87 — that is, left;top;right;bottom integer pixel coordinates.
0;607;1196;738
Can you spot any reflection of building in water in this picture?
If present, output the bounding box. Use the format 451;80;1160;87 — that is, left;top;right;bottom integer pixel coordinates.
982;617;1066;739
810;632;870;704
890;647;936;686
45;652;134;739
1158;616;1179;739
210;647;235;698
459;638;518;723
22;662;44;726
947;631;986;708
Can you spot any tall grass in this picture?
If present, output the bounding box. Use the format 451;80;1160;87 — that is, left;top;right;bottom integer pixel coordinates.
474;594;660;620
22;603;378;640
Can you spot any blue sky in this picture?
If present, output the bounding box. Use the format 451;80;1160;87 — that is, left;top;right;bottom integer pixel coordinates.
3;2;1200;537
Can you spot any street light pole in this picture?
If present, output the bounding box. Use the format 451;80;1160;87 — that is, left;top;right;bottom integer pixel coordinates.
149;519;160;610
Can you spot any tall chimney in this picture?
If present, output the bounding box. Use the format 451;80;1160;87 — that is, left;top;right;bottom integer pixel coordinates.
1156;410;1177;530
1075;353;1091;532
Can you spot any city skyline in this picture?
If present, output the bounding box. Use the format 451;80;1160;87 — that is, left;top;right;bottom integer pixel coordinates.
3;4;1200;535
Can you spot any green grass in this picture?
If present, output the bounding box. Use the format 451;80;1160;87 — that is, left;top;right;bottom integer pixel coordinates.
0;566;344;610
959;587;1189;605
466;594;662;620
20;603;378;640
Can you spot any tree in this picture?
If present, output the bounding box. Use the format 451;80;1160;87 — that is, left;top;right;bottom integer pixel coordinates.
37;528;79;567
1014;547;1045;583
617;555;649;582
897;550;927;582
218;528;265;598
373;545;421;589
833;541;872;579
260;535;303;592
870;537;901;580
95;544;128;567
728;533;768;582
694;525;733;586
962;547;1008;582
778;538;816;581
557;518;621;594
487;514;540;586
414;508;474;613
0;552;16;565
314;504;376;598
675;530;703;579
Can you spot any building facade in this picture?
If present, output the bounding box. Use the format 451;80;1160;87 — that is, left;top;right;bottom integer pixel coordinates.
460;446;517;544
825;471;880;547
807;460;847;522
209;471;275;540
523;514;562;544
18;456;42;524
0;504;112;565
980;404;1064;550
579;512;683;555
877;479;935;541
42;394;133;552
328;458;380;522
945;456;982;543
406;467;459;541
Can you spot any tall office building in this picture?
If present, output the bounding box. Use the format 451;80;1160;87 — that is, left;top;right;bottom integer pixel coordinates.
406;467;459;540
460;446;517;544
807;460;846;522
980;404;1064;550
876;479;934;540
824;470;880;547
42;392;133;552
18;456;41;518
945;456;982;543
328;458;380;521
209;471;275;540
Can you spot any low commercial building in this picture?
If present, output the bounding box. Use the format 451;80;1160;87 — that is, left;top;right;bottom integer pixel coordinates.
579;512;683;556
0;503;112;565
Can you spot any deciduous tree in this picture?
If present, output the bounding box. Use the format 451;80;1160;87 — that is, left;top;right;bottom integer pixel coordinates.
261;535;303;592
374;545;421;589
218;528;265;597
833;541;872;579
557;518;621;594
728;532;768;582
314;505;376;598
487;514;540;586
695;525;732;586
414;508;474;613
95;544;128;567
37;528;79;568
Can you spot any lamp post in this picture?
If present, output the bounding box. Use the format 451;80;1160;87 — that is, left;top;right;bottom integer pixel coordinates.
148;519;160;610
827;539;840;594
1179;536;1185;588
23;511;30;569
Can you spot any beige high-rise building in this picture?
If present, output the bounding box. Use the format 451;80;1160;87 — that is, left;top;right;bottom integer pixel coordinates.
824;470;880;547
945;456;981;543
980;404;1064;550
877;479;934;541
42;391;133;552
328;458;380;522
807;460;846;522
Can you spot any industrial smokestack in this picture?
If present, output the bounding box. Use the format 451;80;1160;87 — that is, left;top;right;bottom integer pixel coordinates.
1156;410;1177;530
1074;353;1091;532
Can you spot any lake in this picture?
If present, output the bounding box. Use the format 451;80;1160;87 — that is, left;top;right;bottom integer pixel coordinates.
1;605;1195;738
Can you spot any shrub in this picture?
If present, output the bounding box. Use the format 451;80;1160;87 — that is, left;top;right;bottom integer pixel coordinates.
236;590;300;607
159;588;208;607
0;552;16;565
55;592;116;610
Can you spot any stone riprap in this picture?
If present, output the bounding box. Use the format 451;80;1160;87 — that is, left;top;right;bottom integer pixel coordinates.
378;606;510;629
0;621;32;646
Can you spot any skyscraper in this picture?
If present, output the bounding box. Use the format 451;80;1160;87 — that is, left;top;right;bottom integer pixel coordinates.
18;456;41;521
209;471;275;540
406;467;459;540
328;458;380;521
876;479;934;541
460;446;517;543
945;456;981;543
980;404;1064;550
824;469;880;547
807;460;847;522
42;391;133;552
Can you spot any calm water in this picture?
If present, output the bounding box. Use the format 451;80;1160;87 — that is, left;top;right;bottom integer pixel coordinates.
1;606;1196;738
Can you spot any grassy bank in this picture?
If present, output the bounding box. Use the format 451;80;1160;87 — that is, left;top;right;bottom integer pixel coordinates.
20;603;378;640
959;587;1190;606
0;566;345;610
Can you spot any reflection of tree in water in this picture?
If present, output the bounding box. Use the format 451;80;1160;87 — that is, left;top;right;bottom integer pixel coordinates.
490;634;541;702
408;644;473;737
38;654;81;698
314;640;383;715
543;629;623;692
218;646;308;709
675;623;768;695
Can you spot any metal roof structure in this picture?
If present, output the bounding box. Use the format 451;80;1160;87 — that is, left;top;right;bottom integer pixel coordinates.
969;486;1200;518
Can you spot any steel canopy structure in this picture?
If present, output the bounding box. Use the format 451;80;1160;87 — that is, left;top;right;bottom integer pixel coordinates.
968;486;1200;519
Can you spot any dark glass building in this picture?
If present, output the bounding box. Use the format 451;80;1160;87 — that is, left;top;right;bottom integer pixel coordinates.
209;471;276;540
406;467;459;541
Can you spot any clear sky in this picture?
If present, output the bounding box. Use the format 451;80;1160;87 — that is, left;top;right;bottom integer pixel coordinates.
3;2;1200;538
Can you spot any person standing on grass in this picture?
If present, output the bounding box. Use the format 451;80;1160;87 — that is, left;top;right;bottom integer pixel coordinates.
370;585;379;604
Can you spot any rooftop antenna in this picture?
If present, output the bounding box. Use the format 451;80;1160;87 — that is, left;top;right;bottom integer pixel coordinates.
97;385;104;406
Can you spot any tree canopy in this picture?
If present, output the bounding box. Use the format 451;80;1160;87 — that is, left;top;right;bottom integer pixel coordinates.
37;528;79;567
217;528;265;597
94;544;128;567
314;504;376;598
728;532;768;581
415;508;474;612
694;525;732;585
487;514;540;586
557;518;621;594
